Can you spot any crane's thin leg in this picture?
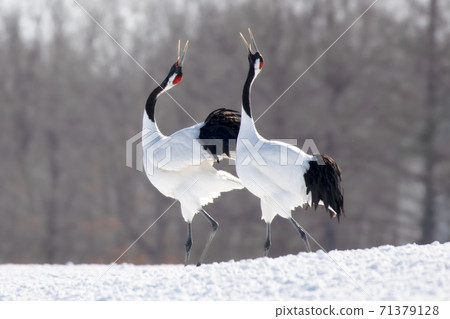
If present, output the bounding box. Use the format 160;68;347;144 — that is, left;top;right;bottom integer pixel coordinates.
289;217;311;252
196;209;218;266
264;223;271;257
185;222;192;266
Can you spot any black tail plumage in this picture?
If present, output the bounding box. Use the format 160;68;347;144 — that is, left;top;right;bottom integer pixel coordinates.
199;108;241;160
303;154;344;220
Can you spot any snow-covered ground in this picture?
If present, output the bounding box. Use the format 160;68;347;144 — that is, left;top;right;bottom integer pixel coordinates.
1;242;449;301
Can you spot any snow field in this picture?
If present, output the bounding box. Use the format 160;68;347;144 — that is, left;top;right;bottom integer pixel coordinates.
0;242;449;300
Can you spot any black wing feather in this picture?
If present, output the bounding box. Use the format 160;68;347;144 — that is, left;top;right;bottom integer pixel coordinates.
303;154;344;221
199;108;241;160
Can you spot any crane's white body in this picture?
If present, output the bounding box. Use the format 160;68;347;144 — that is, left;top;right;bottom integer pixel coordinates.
236;111;315;223
142;114;243;222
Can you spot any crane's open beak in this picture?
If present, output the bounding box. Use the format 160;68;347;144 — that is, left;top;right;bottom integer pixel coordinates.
177;40;189;67
240;28;259;54
240;32;252;53
248;28;259;53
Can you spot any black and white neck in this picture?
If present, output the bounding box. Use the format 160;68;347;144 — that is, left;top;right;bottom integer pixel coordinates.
143;71;179;132
239;57;262;139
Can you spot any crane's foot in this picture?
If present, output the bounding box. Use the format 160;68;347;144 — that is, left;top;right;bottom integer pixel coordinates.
196;210;219;266
185;223;192;266
290;217;311;252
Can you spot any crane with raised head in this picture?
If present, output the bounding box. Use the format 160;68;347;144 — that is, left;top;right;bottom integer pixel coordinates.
236;29;344;256
142;40;243;266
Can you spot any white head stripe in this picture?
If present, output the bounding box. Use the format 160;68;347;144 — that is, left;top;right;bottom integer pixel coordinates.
254;59;260;70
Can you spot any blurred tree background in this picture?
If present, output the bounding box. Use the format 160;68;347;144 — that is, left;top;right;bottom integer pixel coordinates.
1;0;449;264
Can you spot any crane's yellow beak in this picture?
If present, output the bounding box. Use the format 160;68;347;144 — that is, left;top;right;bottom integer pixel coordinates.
248;28;259;53
177;40;189;67
240;28;259;54
240;32;252;53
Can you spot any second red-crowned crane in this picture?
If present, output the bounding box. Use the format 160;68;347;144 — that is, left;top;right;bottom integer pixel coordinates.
235;30;344;256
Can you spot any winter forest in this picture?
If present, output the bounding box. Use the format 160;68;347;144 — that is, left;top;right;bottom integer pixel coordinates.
1;0;449;265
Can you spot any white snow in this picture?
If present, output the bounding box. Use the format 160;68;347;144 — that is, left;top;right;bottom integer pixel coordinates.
1;242;449;301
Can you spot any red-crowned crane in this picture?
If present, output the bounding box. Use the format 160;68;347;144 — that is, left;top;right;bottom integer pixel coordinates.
236;29;344;256
142;41;243;266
